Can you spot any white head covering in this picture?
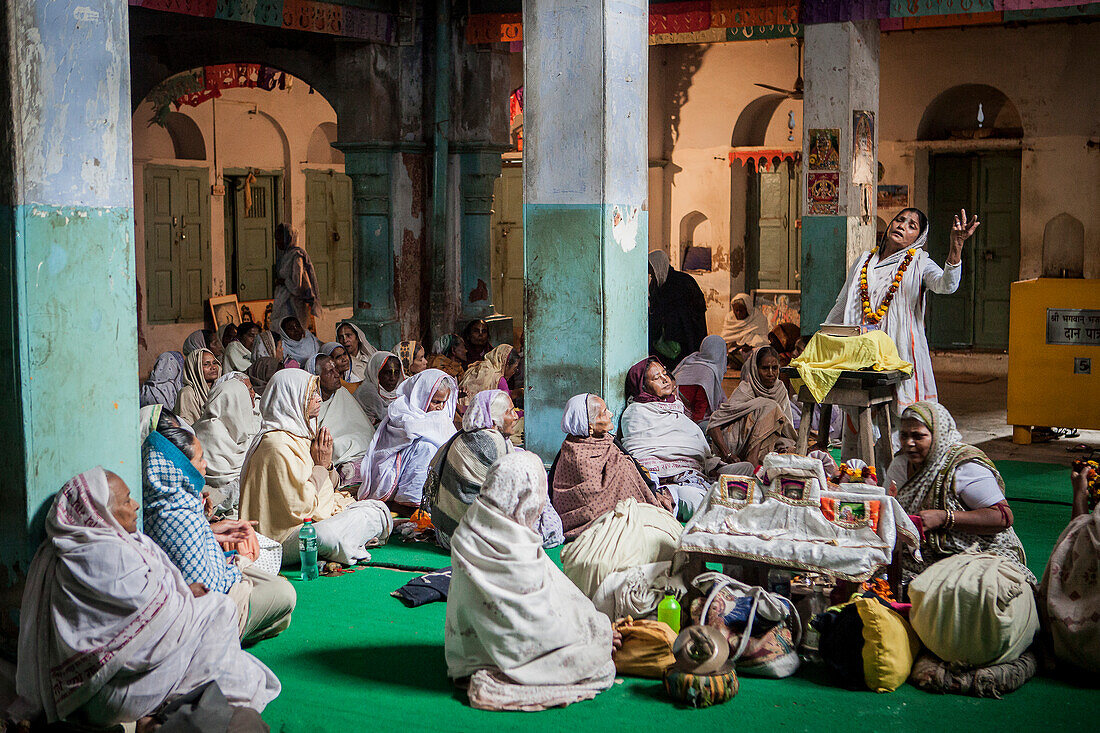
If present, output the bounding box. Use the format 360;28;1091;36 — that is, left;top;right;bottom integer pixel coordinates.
278;317;321;366
181;348;219;405
15;467;280;722
357;368;458;501
672;334;728;412
251;331;277;361
444;452;615;702
182;330;207;355
213;370;250;389
140;351;185;409
561;394;594;437
648;250;671;287
240;369;318;479
337;320;378;372
320;341;341;357
462;390;512;432
194;379;260;490
721;293;769;348
354;350;406;423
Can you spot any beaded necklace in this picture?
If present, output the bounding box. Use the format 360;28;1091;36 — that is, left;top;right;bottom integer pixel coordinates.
859;247;917;325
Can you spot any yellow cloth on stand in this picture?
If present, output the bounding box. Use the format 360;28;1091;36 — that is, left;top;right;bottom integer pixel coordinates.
789;330;912;403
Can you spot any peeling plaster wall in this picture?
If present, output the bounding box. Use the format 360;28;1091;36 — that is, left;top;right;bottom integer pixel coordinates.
131;80;351;375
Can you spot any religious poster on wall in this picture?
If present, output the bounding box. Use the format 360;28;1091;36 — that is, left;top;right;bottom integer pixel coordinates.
807;128;840;170
852;110;875;184
808;172;840;214
877;184;909;209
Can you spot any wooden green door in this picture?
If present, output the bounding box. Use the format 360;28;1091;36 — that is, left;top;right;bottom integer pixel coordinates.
143;165;211;323
231;175;277;301
928;151;1020;349
747;160;802;291
304;170;354;307
491;165;524;334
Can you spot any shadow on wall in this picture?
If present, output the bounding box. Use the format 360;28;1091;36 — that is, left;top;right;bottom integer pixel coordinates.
1042;213;1084;278
665;44;709;166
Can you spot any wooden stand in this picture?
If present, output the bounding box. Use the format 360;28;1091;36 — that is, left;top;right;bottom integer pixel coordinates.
782;368;910;475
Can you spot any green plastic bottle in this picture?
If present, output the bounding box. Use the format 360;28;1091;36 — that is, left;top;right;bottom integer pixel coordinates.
657;594;681;633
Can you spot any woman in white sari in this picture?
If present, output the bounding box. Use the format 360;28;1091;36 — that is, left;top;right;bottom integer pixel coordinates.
222;322;256;373
708;345;796;467
354;350;406;425
14;467;279;727
315;354;376;488
336;320;377;382
358;368;457;513
193;378;260;516
238;369;392;566
620;357;720;520
175;348;221;425
445;451;616;712
721;292;769;355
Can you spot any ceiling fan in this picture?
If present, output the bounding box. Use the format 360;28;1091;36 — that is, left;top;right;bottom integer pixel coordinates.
754;37;803;100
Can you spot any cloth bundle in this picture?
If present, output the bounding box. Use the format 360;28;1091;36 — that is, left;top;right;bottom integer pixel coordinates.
561;499;683;598
392;567;452;608
1040;505;1100;673
909;549;1039;668
591;561;685;621
815;594;921;693
677;454;919;582
908;651;1037;698
789;330;912;403
611;618;679;678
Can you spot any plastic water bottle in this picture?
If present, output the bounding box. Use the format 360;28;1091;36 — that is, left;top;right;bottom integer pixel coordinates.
299;519;318;581
657;594;682;633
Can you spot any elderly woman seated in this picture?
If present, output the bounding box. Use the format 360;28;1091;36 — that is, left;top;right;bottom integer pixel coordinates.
708;345;796;467
336;320;377;382
278;316;320;368
239;369;392;566
426;389;562;549
175;347;222;425
315;353;376;489
620;357;744;520
428;333;468;379
193;376;260;516
354;350;406;425
458;343;520;408
886;401;1032;584
142;413;295;643
550;393;675;539
358;369;458;515
671;334;728;424
14;467;279;728
445;452;617;712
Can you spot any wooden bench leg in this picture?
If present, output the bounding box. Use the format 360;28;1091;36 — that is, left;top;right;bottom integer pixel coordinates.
815;403;833;451
873;404;893;482
796;400;814;454
858;407;876;469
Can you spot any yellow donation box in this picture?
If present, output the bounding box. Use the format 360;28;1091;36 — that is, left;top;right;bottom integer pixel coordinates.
1007;278;1100;443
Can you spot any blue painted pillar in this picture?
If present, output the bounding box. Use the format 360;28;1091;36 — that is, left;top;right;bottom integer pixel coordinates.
0;0;138;574
339;144;401;350
523;0;649;461
801;20;880;331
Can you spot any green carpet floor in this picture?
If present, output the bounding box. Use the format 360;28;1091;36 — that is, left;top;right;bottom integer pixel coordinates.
249;459;1098;732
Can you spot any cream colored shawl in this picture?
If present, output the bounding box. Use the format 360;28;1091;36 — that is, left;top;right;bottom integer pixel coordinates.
445;452;615;710
175;348;219;425
319;387;376;468
222;340;252;373
193;379;259;490
459;344;512;398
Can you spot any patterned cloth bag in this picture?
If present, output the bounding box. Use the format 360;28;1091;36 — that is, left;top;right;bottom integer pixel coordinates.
689;572;801;678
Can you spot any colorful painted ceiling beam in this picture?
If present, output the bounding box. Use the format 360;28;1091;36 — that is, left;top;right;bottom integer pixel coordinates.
128;0;395;42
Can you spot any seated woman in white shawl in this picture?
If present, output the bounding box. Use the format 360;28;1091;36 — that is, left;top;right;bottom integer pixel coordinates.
620;357;735;520
445;451;616;712
708;345;796;468
358;368;458;515
193;377;260;516
175;348;221;425
336;320;377;382
223;322;258;373
14;467;279;728
315;354;376;489
721;292;769;366
354;350;407;425
672;334;728;424
278;316;320;368
238;369;392;566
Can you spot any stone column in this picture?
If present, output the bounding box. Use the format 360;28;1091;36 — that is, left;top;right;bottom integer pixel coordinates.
457;148;511;343
0;0;137;574
523;0;649;460
339;143;401;350
801;20;880;331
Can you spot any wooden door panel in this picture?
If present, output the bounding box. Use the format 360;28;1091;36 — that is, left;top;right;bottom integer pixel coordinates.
973;153;1020;348
235;176;276;300
756;167;790;290
178;168;210;320
928;155;974;347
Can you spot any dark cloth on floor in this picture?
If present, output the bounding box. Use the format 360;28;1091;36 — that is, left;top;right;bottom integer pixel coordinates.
908;651;1037;698
392;567;452;607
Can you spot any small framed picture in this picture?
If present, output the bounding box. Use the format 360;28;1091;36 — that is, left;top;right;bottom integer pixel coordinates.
239;299;274;330
208;294;242;330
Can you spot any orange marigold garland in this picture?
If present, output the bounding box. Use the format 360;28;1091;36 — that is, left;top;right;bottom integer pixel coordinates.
860;247;916;325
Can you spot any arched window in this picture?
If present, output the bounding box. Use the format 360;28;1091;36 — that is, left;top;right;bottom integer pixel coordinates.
917;84;1023;141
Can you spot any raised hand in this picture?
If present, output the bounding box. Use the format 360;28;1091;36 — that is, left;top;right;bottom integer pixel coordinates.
947;209;980;265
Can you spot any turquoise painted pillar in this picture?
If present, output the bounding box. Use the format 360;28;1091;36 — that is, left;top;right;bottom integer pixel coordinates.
458;148;512;343
523;0;649;461
801;20;880;331
0;0;138;574
339;144;401;350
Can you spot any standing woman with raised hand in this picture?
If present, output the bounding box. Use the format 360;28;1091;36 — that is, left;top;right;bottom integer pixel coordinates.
827;208;979;415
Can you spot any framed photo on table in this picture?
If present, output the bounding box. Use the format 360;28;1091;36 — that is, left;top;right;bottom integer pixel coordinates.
208;295;242;330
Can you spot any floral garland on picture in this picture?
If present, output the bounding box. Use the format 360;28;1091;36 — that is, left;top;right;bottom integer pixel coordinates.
859;247;916;325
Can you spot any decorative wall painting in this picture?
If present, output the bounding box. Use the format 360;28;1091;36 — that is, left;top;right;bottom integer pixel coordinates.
808;172;840;214
807;128;840;170
852;110;875;184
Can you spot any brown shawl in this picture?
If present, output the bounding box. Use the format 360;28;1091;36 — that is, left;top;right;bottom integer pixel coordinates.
551;435;675;540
